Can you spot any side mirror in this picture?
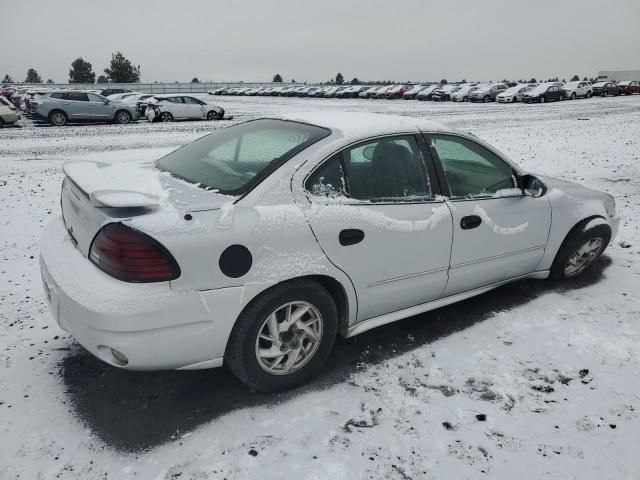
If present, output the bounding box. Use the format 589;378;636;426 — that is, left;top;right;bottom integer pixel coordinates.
520;174;547;198
103;100;109;104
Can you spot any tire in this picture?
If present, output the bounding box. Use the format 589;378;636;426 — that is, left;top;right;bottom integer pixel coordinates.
571;92;576;100
48;110;67;126
586;91;592;98
160;112;173;122
549;220;611;280
225;279;338;392
540;96;545;103
206;110;218;121
512;97;517;103
463;96;468;102
483;95;490;103
603;90;608;97
114;110;132;124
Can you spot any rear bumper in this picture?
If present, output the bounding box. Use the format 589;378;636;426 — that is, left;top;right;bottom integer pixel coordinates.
39;217;245;370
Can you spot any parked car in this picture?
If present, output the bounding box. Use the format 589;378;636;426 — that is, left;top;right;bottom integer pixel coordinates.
40;112;618;392
416;85;440;101
450;84;481;102
469;83;508;102
616;80;640;95
100;88;133;97
34;91;139;126
123;94;158;116
385;85;410;99
561;81;592;99
496;84;536;103
145;95;224;122
592;82;620;97
0;96;19;126
372;85;396;99
359;86;380;99
208;87;228;95
431;84;459;101
336;85;369;98
522;83;564;103
402;85;428;100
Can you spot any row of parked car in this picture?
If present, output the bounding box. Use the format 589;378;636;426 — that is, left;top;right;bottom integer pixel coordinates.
0;86;226;126
209;80;640;103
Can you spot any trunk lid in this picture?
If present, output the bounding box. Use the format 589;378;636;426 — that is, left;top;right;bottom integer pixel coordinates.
61;160;233;256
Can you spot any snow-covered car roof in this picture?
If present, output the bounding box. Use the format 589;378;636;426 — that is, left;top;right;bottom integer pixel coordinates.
273;112;454;141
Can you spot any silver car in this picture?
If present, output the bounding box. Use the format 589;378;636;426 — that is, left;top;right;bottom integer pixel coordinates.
35;90;139;126
40;113;618;392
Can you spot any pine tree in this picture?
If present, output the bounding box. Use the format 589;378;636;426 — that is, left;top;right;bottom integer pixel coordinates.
335;73;344;85
440;78;448;85
350;77;361;85
104;52;140;83
272;73;283;82
191;77;200;83
69;58;96;83
25;68;42;83
2;74;13;83
570;74;580;82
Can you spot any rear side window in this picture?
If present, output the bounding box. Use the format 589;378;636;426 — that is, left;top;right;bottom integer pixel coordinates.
307;136;432;202
67;92;89;102
157;119;330;195
50;92;68;99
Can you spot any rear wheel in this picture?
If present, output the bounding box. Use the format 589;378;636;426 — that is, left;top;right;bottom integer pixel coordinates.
512;97;517;103
483;95;491;103
550;221;611;280
586;91;592;98
463;96;468;102
114;110;132;124
225;279;338;392
571;92;576;100
48;110;67;126
540;96;545;103
160;112;173;122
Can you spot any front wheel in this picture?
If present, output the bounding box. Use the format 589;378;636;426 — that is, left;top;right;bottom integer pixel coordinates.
160;111;174;122
571;92;576;100
114;110;132;124
550;221;611;279
586;91;592;98
483;95;490;103
540;96;545;103
225;280;338;392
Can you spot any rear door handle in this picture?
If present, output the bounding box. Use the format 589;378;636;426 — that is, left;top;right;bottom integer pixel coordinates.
339;229;365;246
460;215;482;230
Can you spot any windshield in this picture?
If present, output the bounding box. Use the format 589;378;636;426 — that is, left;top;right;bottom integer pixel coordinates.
156;119;331;195
593;82;607;87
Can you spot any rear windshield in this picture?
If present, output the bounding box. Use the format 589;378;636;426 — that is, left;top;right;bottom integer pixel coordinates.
156;119;330;195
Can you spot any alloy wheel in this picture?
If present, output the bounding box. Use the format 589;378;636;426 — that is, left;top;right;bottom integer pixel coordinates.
50;112;66;126
255;301;323;375
563;237;603;277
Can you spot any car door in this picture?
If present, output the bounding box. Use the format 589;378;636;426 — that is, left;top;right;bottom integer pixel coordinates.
165;96;185;118
64;92;91;119
183;96;206;119
300;134;453;322
87;93;115;120
425;133;551;296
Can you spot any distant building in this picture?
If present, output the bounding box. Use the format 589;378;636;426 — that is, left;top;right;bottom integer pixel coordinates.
597;70;640;81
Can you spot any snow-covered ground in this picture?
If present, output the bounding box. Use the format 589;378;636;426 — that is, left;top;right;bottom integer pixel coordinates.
1;96;640;479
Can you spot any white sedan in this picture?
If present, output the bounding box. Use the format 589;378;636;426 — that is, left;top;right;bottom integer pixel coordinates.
145;94;224;122
496;83;537;103
40;113;619;391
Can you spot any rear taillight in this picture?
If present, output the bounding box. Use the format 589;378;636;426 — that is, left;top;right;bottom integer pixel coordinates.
89;223;180;283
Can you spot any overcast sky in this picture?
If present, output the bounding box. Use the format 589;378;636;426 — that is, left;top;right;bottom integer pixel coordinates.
2;0;639;84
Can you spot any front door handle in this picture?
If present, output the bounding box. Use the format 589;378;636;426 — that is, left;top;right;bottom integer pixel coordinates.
339;229;365;246
460;215;482;230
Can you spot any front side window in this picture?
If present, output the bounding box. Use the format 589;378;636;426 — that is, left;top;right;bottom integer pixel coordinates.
157;119;330;194
429;134;517;198
88;93;106;102
306;136;432;201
